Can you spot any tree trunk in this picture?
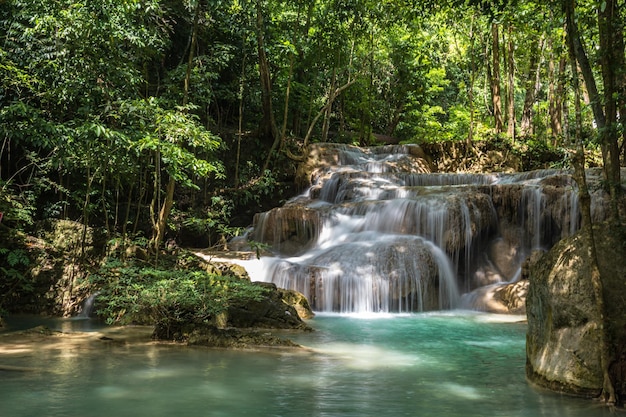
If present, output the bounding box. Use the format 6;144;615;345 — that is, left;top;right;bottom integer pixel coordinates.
506;23;516;141
597;0;622;222
256;0;278;143
322;66;337;142
183;0;201;107
235;53;247;188
152;176;175;255
290;2;315;138
279;52;294;150
490;22;504;134
467;13;477;147
521;36;542;137
150;0;200;254
548;30;567;146
263;51;294;173
565;0;616;403
617;25;626;165
302;79;356;148
359;29;375;144
386;104;405;137
81;167;97;258
563;1;604;127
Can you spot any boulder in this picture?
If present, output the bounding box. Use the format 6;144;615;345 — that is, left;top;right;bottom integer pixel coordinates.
6;220;106;317
225;282;313;330
278;288;316;320
460;280;528;314
526;223;626;400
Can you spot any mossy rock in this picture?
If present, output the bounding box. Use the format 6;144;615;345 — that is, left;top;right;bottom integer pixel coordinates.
225;282;313;330
278;288;315;319
186;325;300;349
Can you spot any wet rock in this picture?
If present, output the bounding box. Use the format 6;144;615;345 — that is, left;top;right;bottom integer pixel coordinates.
460;280;528;314
186;326;300;349
252;206;321;256
225;282;313;331
278;288;315;320
266;235;459;312
526;224;626;399
296;143;432;188
491;280;528;314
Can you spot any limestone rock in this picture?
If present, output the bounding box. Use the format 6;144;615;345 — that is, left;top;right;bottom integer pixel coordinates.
252;206;321;256
526;225;626;398
460;280;528;314
491;280;528;314
296;143;432;188
10;220;106;317
278;288;315;319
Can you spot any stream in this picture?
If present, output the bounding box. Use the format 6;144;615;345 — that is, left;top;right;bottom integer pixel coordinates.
0;313;612;417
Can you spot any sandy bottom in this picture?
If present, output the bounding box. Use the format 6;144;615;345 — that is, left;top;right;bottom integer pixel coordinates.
0;325;159;372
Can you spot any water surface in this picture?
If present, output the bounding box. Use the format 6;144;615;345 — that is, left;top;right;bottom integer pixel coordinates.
0;312;611;417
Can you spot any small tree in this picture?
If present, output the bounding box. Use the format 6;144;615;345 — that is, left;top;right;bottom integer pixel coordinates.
120;99;223;256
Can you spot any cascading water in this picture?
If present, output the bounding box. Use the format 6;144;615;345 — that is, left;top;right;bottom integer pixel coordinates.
76;292;100;319
246;143;590;314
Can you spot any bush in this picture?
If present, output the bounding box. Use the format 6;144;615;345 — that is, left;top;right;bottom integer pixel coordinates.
514;138;568;171
89;257;269;339
0;244;33;315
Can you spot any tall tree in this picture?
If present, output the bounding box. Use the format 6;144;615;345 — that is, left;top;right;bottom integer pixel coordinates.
520;35;543;137
564;0;616;403
506;22;516;140
489;22;505;134
256;0;279;144
547;26;567;144
562;0;622;222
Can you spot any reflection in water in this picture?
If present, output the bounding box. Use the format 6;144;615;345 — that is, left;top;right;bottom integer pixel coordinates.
0;313;613;417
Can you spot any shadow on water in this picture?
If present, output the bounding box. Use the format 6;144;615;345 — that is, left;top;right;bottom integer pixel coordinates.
0;314;107;334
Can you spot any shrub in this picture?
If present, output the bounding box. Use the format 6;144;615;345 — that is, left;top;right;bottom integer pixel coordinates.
89;257;269;338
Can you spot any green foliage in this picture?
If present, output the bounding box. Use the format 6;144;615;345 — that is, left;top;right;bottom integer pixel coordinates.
1;248;30;268
89;256;269;336
513;137;568;171
0;182;36;225
118;98;225;187
0;0;617;255
0;244;34;315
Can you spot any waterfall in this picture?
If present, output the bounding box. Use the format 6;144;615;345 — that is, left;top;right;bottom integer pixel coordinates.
76;292;99;319
248;144;593;314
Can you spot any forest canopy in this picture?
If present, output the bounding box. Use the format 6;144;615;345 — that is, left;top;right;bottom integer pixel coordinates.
0;0;624;249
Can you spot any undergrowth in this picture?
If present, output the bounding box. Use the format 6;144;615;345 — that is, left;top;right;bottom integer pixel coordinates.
88;255;269;338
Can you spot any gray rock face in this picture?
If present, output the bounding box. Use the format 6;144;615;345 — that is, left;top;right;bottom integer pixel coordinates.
526;220;626;401
525;234;604;397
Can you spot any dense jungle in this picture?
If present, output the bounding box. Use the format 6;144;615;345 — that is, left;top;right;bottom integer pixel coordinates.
1;0;626;411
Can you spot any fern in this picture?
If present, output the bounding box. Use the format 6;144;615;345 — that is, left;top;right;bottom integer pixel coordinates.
6;249;30;267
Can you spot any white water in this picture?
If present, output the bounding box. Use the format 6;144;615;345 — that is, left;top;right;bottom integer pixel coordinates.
247;144;586;313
